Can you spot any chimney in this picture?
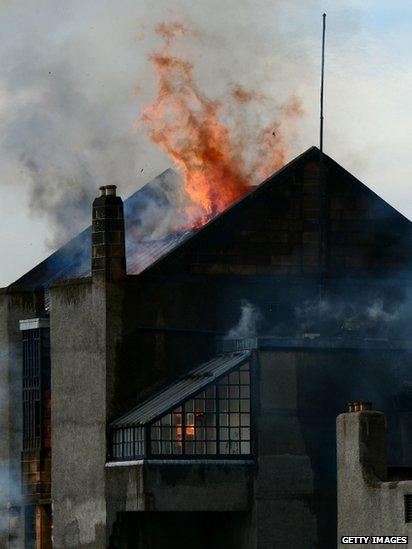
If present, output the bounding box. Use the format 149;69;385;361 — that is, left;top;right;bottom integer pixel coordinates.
92;185;126;281
337;406;387;482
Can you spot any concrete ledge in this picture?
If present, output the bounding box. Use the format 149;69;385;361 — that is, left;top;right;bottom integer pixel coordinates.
19;318;50;331
106;459;254;467
106;461;253;513
218;335;412;352
49;276;92;289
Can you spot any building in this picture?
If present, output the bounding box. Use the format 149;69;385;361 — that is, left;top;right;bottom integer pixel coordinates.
2;146;412;548
337;405;412;547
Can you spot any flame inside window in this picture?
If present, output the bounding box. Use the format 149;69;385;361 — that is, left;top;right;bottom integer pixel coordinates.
186;413;195;437
147;363;251;457
111;363;251;459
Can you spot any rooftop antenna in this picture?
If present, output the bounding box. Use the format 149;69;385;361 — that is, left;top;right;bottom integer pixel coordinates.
320;13;326;161
318;14;327;312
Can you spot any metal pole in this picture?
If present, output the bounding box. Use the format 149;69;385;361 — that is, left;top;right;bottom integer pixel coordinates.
318;14;327;311
320;13;326;160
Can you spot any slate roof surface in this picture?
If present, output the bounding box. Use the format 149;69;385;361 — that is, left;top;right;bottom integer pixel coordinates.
11;168;197;289
10;146;410;290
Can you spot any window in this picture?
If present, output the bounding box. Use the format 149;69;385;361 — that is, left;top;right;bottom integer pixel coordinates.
22;329;41;450
22;327;50;451
112;427;145;460
109;361;252;460
149;363;251;456
405;495;412;523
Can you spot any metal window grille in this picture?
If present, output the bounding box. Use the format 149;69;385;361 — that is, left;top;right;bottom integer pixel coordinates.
111;427;145;459
22;328;51;451
405;495;412;522
44;289;51;312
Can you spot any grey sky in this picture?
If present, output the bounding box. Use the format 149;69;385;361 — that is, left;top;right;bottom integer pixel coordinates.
0;0;411;286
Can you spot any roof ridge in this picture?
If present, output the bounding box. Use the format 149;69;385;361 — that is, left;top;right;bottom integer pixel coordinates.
138;146;321;276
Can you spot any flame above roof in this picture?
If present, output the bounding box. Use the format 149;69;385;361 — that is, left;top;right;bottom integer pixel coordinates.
12;146;408;291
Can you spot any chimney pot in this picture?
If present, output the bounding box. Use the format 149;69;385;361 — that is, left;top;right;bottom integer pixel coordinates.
99;186;106;197
347;401;373;413
105;185;117;197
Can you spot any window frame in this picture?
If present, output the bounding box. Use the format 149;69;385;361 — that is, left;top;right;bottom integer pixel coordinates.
22;327;51;452
405;494;412;523
109;360;253;461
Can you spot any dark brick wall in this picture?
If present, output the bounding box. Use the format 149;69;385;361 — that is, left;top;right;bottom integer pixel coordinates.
145;158;412;278
46;150;412;548
112;155;412;413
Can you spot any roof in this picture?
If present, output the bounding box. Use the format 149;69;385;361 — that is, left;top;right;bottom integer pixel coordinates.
110;351;251;428
10;168;198;289
137;146;412;277
9;147;319;289
11;145;411;289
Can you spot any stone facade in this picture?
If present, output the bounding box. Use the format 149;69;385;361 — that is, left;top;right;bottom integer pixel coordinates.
337;409;412;548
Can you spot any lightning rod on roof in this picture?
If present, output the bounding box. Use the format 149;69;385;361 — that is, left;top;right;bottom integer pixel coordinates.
320;13;326;161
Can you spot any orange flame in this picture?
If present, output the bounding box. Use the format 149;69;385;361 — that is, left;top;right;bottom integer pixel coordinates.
139;22;304;227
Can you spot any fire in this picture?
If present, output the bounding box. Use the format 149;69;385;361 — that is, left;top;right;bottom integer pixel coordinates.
138;22;304;227
175;412;195;447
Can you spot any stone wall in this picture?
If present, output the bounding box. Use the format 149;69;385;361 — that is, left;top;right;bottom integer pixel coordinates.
50;278;124;548
256;347;412;548
337;410;412;547
0;289;40;548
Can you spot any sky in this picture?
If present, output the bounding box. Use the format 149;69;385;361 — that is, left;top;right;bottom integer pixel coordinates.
0;0;412;286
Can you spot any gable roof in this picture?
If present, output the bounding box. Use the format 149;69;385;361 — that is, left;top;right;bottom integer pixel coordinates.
139;146;412;277
10;146;411;290
110;351;250;428
10;168;197;290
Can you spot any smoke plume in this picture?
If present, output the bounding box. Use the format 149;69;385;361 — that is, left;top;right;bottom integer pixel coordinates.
2;1;412;288
294;292;410;339
0;0;312;268
227;300;262;339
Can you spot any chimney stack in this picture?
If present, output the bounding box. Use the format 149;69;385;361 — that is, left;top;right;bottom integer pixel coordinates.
92;185;126;281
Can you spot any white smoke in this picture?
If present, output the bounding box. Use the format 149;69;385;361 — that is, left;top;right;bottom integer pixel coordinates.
227;300;262;339
125;169;200;243
0;0;312;250
295;299;339;329
2;0;412;289
366;299;400;324
295;296;406;335
0;460;21;546
0;0;316;286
